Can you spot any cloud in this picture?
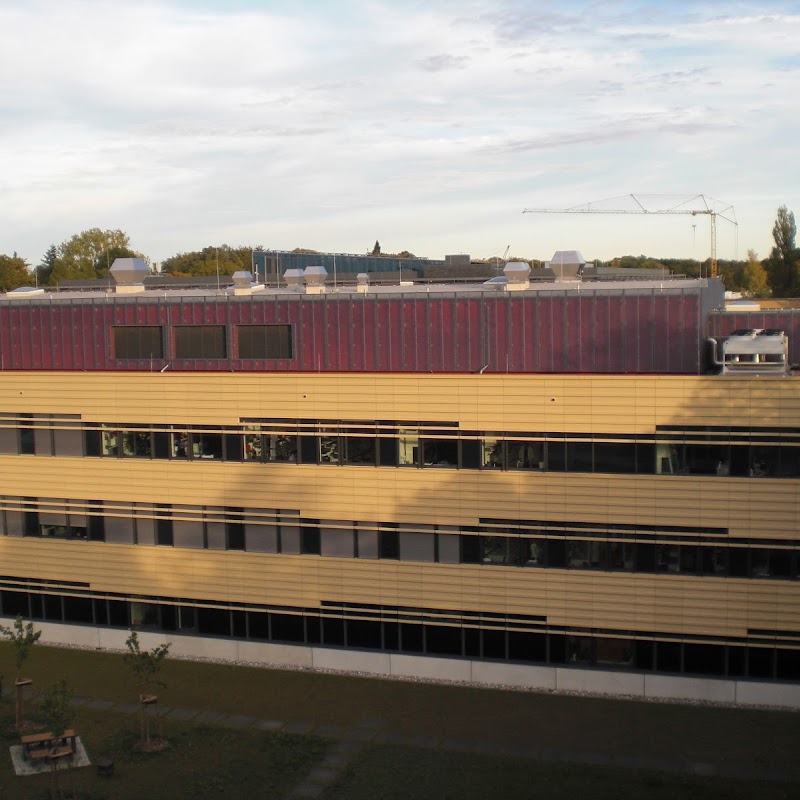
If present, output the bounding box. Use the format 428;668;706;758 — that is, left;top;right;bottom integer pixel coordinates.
418;54;471;72
0;0;798;265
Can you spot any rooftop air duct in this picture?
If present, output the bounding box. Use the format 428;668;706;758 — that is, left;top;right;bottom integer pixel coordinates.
503;261;531;291
109;257;149;294
548;250;585;282
230;270;265;296
283;268;305;290
303;265;328;295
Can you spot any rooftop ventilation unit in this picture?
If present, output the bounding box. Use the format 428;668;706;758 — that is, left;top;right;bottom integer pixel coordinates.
283;268;305;290
356;272;369;294
109;257;149;294
503;261;531;291
230;270;265;296
548;250;585;282
303;265;328;294
710;328;790;376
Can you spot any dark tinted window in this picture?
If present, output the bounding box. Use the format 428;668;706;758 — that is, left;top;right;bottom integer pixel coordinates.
174;326;226;358
113;326;164;359
237;325;293;359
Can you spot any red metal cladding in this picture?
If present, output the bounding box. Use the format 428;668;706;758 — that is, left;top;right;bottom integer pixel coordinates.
0;290;717;375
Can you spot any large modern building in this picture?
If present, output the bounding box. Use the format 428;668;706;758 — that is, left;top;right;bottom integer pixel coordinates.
0;255;799;707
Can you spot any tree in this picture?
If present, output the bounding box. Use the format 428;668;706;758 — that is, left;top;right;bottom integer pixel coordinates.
0;252;33;292
371;240;381;256
37;244;60;286
741;250;770;298
0;614;41;728
39;676;74;737
772;205;796;262
49;228;139;284
124;632;171;745
38;677;75;800
765;206;800;296
161;244;255;277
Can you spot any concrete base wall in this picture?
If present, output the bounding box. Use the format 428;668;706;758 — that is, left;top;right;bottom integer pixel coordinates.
23;620;800;710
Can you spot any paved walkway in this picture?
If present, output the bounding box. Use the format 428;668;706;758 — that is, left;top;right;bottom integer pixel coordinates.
66;693;800;798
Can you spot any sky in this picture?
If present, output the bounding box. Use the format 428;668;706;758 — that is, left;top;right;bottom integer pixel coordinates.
1;0;799;268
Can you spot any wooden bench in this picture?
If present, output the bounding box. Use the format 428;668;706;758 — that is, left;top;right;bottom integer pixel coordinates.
21;729;76;762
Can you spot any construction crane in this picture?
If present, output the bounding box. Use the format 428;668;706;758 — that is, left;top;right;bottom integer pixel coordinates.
523;194;737;278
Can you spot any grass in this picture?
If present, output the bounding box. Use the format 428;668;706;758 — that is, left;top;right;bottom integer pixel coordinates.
0;641;798;797
0;703;326;800
325;746;800;800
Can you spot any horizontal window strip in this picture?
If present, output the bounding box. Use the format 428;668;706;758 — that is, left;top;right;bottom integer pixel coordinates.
0;576;800;664
3;414;800;479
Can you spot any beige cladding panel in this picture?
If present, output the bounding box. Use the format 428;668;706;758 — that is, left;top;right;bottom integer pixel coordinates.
0;538;798;641
2;372;800;431
1;456;798;540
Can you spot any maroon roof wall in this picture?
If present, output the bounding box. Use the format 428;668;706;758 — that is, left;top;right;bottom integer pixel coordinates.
0;289;703;374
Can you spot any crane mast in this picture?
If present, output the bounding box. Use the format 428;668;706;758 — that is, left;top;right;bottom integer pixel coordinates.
522;194;736;278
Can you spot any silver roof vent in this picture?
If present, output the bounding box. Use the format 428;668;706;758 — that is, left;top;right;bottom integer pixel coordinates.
230;270;265;296
549;250;585;282
304;265;328;294
356;272;369;293
283;268;305;289
503;261;531;291
232;270;252;288
109;257;149;294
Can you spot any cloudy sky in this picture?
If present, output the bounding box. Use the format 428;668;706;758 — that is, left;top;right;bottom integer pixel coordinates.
1;0;798;267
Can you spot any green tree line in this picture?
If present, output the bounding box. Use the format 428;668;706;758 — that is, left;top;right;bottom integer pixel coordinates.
1;207;798;297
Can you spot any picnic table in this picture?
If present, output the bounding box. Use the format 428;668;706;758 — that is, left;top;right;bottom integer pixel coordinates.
20;729;76;762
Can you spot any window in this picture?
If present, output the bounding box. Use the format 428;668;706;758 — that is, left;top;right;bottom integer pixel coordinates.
421;438;458;467
243;427;263;461
460;534;481;564
398;428;419;466
265;434;297;462
156;506;173;546
566;442;593;472
594;443;637;474
18;415;35;455
608;541;634;571
301;524;321;555
318;432;339;465
482;436;504;469
379;529;399;559
171;431;189;459
174;326;226;359
480;535;535;566
122;429;152;458
88;503;105;542
342;435;376;466
237;325;293;359
113;326;164;359
567;540;605;569
192;431;223;460
507;438;545;470
102;426;120;456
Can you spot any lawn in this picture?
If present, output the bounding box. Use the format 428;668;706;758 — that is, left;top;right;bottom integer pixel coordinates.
0;640;798;798
326;746;800;800
0;704;326;799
